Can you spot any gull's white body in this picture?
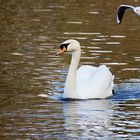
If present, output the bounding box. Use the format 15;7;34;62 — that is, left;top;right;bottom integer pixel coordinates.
60;40;114;99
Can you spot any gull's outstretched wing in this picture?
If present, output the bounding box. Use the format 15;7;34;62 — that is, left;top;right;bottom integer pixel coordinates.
116;5;134;24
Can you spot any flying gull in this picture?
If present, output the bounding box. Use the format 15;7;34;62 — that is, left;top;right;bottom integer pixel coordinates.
116;5;140;24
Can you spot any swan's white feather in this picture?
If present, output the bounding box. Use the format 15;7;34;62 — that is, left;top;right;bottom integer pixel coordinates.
77;65;114;99
77;65;97;85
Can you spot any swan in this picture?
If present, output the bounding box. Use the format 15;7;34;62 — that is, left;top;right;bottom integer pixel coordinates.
116;4;140;24
56;39;114;99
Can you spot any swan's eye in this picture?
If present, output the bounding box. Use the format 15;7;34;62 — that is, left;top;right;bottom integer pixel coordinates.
56;43;70;55
60;43;70;51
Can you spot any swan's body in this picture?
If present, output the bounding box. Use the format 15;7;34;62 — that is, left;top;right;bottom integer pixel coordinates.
116;5;140;24
57;39;114;99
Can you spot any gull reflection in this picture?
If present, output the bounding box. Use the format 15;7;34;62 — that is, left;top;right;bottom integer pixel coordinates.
63;100;113;138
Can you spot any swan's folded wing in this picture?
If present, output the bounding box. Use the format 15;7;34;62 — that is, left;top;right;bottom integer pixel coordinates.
77;65;114;99
77;65;97;86
88;65;114;93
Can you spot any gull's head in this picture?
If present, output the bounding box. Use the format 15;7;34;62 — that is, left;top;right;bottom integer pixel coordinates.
56;39;80;55
134;7;140;15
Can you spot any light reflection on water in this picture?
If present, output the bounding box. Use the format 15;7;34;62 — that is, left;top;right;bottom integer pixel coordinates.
0;0;140;139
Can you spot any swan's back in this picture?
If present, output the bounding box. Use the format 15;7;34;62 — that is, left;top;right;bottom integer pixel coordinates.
77;65;97;85
76;65;114;99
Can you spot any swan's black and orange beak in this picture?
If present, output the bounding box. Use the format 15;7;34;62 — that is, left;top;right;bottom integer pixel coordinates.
56;47;67;55
56;43;69;55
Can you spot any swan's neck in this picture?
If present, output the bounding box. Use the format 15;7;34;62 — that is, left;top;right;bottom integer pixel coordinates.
63;48;81;98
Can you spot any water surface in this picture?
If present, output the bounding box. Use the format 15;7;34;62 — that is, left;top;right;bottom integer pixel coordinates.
0;0;140;139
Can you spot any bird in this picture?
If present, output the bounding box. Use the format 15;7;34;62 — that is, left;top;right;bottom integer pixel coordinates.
56;39;114;99
116;4;140;24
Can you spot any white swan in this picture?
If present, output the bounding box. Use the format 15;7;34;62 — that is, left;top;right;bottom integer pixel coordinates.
116;4;140;24
56;39;114;99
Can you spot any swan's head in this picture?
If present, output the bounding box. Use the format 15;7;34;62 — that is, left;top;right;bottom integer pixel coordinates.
56;39;80;55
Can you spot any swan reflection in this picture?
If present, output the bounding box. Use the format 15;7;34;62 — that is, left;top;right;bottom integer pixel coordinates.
63;100;113;138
